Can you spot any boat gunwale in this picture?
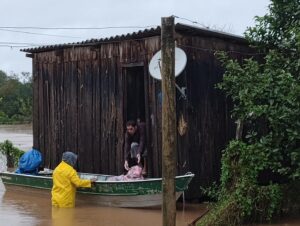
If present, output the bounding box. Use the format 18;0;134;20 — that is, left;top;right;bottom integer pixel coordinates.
0;171;194;184
2;183;141;196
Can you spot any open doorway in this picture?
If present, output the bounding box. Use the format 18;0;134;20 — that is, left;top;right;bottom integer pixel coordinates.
125;66;145;122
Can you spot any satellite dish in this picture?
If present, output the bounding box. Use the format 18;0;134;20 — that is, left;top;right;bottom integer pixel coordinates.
148;47;187;80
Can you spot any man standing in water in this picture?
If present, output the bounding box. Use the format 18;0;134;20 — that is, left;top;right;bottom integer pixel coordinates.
124;120;147;176
51;151;94;208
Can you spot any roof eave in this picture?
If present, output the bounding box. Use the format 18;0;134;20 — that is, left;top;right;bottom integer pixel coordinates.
21;23;247;54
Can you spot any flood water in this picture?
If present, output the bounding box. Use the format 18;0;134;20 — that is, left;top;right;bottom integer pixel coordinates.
0;124;299;226
0;184;206;226
0;124;33;151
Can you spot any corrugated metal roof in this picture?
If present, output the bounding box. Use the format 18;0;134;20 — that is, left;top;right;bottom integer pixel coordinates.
21;23;246;53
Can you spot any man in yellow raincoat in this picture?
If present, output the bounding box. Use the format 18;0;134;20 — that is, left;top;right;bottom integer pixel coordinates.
51;151;93;208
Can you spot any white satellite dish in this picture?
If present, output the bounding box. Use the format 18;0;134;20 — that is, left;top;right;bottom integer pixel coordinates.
148;47;188;100
148;47;187;80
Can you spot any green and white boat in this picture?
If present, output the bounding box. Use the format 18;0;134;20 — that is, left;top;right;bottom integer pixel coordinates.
0;171;194;207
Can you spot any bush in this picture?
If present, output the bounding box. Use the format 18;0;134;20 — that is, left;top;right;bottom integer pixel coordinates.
198;0;300;224
0;140;25;167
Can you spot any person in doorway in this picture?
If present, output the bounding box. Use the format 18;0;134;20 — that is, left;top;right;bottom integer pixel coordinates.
51;151;95;208
124;120;147;176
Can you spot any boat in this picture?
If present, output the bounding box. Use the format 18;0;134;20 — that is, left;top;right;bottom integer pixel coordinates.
0;171;194;207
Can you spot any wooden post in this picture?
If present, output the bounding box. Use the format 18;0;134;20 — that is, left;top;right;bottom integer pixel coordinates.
161;16;176;226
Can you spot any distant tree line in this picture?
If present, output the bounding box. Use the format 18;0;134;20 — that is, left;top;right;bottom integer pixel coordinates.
0;70;32;124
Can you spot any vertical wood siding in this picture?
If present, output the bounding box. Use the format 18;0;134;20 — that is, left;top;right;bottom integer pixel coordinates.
32;33;253;198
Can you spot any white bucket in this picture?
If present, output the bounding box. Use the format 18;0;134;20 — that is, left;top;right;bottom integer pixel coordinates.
0;152;7;172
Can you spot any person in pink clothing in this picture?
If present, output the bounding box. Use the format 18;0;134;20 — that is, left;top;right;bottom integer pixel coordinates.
108;146;144;182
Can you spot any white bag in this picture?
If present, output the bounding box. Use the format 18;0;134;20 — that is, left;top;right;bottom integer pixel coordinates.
0;152;7;172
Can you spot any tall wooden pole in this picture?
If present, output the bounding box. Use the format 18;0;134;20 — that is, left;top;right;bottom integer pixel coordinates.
161;16;176;226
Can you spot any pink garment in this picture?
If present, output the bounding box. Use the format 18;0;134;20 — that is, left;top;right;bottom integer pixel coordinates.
124;165;143;180
107;165;144;181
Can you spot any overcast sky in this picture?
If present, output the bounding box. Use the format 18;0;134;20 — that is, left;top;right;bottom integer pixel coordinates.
1;0;270;75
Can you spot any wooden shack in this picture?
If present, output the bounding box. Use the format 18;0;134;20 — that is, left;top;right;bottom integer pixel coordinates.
22;23;254;198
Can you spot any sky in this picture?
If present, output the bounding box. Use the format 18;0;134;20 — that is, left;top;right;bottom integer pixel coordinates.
0;0;270;75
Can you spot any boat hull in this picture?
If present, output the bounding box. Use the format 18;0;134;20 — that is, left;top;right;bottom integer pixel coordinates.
76;192;183;208
0;172;194;207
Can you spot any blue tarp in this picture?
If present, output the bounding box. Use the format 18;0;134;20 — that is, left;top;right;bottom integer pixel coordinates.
16;149;42;174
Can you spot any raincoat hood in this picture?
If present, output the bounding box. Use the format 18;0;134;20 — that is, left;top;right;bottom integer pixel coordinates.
62;152;77;167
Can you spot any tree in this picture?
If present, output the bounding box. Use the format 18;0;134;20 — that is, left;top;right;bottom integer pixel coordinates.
0;70;32;123
0;70;7;85
198;0;300;225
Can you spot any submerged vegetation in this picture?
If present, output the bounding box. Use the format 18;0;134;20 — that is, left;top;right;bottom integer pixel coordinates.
0;70;32;124
0;140;25;167
198;0;300;225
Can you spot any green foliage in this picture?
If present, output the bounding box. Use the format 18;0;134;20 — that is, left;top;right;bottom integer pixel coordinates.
0;140;25;167
198;184;282;226
198;0;300;225
198;195;242;226
0;70;32;124
220;141;283;221
217;53;300;181
246;0;300;55
200;182;220;201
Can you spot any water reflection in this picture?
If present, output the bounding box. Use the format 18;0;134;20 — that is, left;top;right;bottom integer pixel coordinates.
52;208;75;226
0;180;40;226
1;182;299;226
0;180;207;226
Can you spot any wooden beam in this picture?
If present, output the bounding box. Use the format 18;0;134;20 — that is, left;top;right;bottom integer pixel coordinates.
26;53;33;58
121;62;144;67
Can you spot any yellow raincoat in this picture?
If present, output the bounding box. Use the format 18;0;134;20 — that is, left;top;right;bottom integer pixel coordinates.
51;161;91;208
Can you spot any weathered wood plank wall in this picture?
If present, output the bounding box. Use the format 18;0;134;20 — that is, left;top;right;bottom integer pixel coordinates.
32;32;252;198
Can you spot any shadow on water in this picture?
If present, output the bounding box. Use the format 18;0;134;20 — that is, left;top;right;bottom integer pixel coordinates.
0;180;208;226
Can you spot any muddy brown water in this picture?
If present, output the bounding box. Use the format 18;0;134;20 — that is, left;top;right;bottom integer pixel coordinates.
0;124;33;151
0;125;299;226
0;183;207;226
